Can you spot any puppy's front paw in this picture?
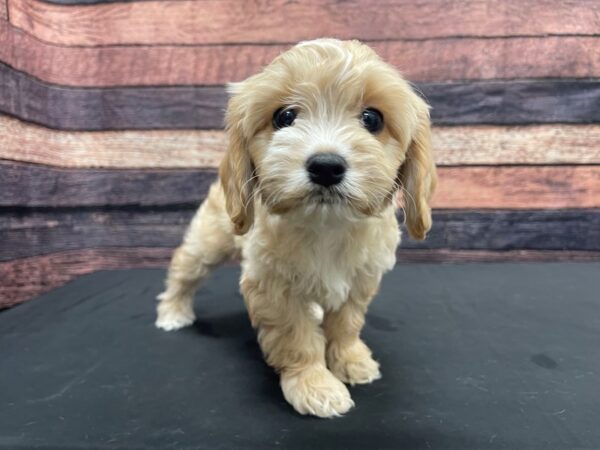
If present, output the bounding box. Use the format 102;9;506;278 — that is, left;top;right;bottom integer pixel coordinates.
281;366;354;418
155;295;196;331
327;340;381;385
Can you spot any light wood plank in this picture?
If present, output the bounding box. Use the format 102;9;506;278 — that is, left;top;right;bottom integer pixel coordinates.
0;115;226;168
433;166;600;209
8;0;600;46
432;125;600;166
2;116;599;168
2;20;600;86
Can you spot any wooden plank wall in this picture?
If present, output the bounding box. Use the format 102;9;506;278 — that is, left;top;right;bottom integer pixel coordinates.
1;0;599;307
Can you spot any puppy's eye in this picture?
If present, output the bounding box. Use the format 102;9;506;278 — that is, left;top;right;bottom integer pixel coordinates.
361;108;384;133
273;108;297;129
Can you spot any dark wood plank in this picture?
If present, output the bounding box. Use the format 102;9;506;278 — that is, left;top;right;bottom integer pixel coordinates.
420;80;600;125
2;247;599;308
9;0;600;46
2;161;600;209
3;115;600;168
2;63;600;130
403;210;600;251
0;161;217;207
2;208;599;262
396;249;600;264
0;209;194;261
3;20;600;86
0;62;228;130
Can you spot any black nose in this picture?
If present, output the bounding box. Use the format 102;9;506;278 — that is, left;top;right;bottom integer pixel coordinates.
306;153;347;187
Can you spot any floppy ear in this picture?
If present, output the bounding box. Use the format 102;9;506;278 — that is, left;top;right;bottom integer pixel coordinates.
219;85;256;235
398;100;437;240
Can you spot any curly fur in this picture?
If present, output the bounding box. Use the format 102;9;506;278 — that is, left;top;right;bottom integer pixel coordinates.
156;38;437;418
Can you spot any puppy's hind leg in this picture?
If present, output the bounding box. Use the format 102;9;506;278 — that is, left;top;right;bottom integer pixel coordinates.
156;183;236;331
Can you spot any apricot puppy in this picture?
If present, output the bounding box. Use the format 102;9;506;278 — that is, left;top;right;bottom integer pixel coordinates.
156;38;436;418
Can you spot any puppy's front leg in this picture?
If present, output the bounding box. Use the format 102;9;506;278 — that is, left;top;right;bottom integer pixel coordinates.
156;183;235;331
324;274;382;385
242;278;354;418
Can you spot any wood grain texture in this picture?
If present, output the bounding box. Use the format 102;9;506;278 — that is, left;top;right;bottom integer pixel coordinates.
434;166;600;209
2;209;599;262
2;62;600;130
2;19;600;86
42;0;149;4
8;0;600;46
432;125;600;166
3;247;599;308
2;161;599;209
395;249;600;264
0;62;228;130
0;161;217;207
0;115;227;169
0;247;172;308
0;0;7;20
420;80;600;125
408;210;600;252
3;115;600;168
0;209;194;261
0;20;280;87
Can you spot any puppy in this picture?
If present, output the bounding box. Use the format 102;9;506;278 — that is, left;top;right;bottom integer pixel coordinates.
156;38;436;418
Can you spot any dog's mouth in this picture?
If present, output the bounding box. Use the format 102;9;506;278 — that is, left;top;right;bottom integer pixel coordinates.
308;187;348;205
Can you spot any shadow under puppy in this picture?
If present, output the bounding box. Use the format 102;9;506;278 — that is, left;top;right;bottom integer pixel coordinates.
156;38;437;418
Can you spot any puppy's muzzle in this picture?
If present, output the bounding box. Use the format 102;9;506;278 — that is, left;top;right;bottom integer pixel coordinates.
306;153;347;187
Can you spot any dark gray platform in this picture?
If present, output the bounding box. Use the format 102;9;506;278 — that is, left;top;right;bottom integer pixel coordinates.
1;263;599;449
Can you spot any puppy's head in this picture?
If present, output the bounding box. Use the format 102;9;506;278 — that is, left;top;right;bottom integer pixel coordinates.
220;38;437;239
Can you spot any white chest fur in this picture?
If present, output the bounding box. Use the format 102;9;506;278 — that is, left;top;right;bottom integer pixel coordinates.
242;207;400;311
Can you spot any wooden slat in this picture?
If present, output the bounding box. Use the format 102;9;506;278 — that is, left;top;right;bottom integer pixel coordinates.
2;20;600;86
43;0;148;4
0;20;279;87
0;248;173;308
41;0;157;6
434;166;600;209
432;125;600;166
421;80;600;125
2;62;600;130
2;115;600;168
8;0;600;46
409;210;600;251
0;0;7;21
0;209;194;261
3;247;599;308
2;161;599;209
0;62;228;130
0;161;217;207
2;209;599;262
0;115;227;169
396;249;600;264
